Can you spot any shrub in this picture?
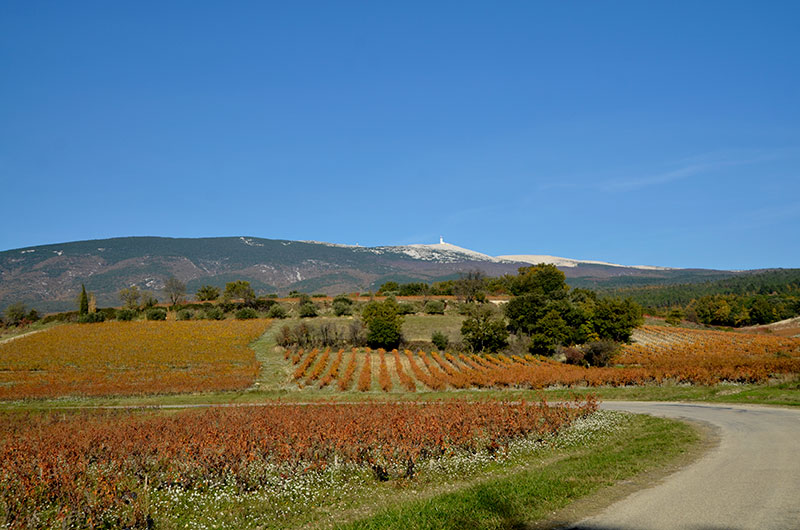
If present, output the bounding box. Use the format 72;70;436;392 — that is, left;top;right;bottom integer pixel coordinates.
253;298;277;311
115;309;137;321
42;311;79;324
78;312;105;324
235;307;258;320
348;319;367;347
203;307;225;321
424;300;446;315
333;294;354;306
267;304;288;319
298;302;318;318
146;308;167;321
431;331;449;351
219;301;236;313
563;346;586;366
333;300;352;316
584;340;620;367
297;293;312;304
176;309;194;321
277;325;292;347
396;302;416;315
98;308;117;321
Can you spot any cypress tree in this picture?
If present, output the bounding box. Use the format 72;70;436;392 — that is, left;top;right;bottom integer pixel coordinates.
79;284;89;315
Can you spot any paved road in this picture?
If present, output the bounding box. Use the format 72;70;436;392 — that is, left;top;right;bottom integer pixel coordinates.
568;401;800;530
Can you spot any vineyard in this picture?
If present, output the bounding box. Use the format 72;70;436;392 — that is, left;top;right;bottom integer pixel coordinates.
0;320;268;399
0;399;596;528
287;326;800;391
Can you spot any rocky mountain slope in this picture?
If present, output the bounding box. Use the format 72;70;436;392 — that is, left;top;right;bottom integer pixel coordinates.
0;236;733;312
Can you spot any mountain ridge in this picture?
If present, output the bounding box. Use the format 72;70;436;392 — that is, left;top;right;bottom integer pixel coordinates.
1;235;737;313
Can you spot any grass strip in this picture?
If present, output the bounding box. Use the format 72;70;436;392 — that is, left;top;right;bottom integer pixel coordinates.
339;413;698;530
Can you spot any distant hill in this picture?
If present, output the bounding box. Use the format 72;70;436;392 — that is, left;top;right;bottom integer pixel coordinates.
602;268;800;308
1;236;737;313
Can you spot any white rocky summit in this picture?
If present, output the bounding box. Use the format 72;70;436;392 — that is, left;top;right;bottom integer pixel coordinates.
359;238;671;270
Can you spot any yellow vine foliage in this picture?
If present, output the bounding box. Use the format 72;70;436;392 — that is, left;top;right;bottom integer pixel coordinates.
0;320;269;399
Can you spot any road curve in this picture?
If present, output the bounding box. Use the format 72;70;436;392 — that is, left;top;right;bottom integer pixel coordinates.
568;401;800;530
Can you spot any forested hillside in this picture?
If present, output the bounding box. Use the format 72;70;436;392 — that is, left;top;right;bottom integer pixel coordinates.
604;269;800;326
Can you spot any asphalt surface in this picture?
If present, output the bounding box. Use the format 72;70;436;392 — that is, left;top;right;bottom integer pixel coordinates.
568;401;800;530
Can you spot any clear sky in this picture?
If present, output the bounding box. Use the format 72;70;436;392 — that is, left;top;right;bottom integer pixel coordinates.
1;1;798;269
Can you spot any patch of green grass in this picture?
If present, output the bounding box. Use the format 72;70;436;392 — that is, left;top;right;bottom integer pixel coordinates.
535;378;800;407
338;413;697;529
403;314;465;342
0;320;61;342
3;380;799;411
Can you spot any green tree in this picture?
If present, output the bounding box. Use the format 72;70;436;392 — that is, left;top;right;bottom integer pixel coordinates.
504;293;548;336
528;309;570;354
4;302;28;326
377;281;399;294
196;285;221;301
592;298;643;342
665;308;684;326
79;284;89;315
461;305;508;353
509;264;568;298
362;298;403;349
453;270;487;303
223;281;255;305
749;297;775;325
398;282;430;296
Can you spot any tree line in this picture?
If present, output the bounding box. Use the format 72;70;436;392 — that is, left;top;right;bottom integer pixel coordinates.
603;269;800;327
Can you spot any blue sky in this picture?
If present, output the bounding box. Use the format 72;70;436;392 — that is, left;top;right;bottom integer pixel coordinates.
1;1;798;269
